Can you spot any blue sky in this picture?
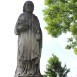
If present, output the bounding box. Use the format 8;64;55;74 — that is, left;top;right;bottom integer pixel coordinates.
0;0;77;77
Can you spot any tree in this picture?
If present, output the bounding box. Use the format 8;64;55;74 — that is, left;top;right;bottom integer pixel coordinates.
44;54;70;77
43;0;77;54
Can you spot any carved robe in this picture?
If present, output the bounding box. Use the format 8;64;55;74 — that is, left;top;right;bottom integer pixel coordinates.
14;12;42;62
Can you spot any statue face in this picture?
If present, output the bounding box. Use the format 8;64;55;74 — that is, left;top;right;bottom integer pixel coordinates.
23;1;34;13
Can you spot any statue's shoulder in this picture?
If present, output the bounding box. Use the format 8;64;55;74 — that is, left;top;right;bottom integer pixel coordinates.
32;14;38;20
18;12;29;21
18;13;25;21
19;13;24;17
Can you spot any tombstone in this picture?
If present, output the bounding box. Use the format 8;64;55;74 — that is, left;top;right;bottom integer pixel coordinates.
14;1;42;77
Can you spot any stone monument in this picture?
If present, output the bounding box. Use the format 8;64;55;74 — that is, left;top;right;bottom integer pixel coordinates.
14;1;42;77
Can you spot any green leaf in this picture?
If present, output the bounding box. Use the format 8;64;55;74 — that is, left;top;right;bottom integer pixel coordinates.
65;45;71;49
74;48;77;54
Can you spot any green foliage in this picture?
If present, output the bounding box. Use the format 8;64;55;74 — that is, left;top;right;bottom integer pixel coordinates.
43;0;77;54
44;54;70;77
74;48;77;54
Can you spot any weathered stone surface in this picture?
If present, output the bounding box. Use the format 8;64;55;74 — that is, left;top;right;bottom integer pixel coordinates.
14;1;42;77
18;74;43;77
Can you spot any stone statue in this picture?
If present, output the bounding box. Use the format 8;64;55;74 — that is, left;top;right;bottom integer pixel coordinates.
14;1;42;77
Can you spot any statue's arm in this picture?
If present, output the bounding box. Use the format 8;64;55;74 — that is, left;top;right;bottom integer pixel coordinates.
35;16;42;49
33;15;42;57
35;16;42;41
36;18;42;57
14;14;28;35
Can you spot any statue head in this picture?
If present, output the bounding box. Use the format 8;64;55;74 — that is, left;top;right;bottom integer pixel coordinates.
23;1;34;13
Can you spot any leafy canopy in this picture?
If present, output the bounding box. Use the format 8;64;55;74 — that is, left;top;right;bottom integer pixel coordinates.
44;54;70;77
43;0;77;54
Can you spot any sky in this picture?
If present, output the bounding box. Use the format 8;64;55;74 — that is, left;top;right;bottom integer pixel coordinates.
0;0;77;77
